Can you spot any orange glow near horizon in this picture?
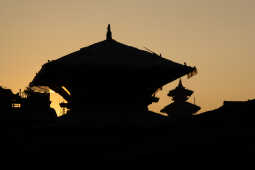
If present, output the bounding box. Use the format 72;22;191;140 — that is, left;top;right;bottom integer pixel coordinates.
50;90;68;117
1;0;255;115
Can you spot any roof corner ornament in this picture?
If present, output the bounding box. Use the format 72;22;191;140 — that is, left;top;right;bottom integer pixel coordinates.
106;24;112;41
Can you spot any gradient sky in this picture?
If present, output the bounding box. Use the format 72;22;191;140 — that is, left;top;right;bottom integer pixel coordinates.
1;0;255;115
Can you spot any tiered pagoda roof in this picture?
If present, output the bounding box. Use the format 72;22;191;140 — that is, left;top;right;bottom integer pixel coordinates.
161;79;200;118
168;79;193;102
29;25;198;117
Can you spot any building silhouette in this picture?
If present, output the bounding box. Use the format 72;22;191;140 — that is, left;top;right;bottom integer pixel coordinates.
4;25;255;157
0;86;17;113
160;79;200;120
29;25;197;126
23;90;57;121
196;99;255;128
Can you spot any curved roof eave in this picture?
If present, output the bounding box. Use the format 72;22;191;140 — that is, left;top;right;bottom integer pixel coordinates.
29;39;198;96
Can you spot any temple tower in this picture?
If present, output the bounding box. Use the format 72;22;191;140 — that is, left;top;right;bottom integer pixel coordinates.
161;79;200;120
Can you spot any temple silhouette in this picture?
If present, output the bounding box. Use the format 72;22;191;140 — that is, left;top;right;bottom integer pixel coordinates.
29;24;197;126
2;25;255;158
161;79;200;120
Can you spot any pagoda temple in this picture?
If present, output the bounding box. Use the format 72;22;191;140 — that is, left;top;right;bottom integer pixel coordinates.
160;79;200;119
29;25;197;126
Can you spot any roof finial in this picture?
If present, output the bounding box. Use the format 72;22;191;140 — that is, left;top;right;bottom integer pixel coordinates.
178;79;183;87
106;24;112;41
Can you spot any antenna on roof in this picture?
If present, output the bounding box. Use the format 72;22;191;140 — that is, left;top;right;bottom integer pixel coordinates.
106;24;112;41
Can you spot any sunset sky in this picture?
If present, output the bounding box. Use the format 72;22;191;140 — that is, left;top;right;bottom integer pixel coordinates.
1;0;255;116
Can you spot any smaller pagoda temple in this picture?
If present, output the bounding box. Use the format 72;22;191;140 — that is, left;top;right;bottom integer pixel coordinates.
160;79;200;119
